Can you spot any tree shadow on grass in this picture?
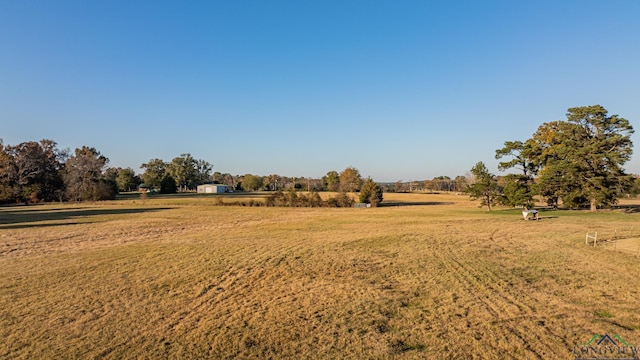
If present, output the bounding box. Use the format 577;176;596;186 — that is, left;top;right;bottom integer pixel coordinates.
0;207;172;229
0;222;86;230
615;204;640;213
379;202;454;207
520;216;559;221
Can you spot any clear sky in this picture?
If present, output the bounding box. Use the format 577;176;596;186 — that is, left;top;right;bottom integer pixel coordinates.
2;0;639;182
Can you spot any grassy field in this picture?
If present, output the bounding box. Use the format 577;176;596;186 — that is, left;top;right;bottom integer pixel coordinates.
1;193;639;359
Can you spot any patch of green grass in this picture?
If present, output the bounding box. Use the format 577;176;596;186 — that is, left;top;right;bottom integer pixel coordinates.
594;310;614;318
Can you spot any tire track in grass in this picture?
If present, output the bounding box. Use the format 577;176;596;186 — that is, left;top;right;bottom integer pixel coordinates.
69;235;293;357
430;224;580;358
475;230;590;355
154;235;319;356
485;271;568;357
429;240;551;358
473;256;575;356
431;249;519;322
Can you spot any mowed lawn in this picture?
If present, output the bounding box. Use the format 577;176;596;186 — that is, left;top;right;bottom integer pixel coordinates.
1;193;639;359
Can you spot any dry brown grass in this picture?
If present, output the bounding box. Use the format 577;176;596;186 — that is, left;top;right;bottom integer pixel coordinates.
1;193;639;359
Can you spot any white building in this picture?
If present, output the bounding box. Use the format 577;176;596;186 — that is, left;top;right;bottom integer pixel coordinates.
197;184;228;194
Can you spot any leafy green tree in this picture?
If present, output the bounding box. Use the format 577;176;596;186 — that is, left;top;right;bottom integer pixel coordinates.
160;174;177;194
241;174;263;191
359;178;373;203
212;171;224;184
213;172;237;187
116;167;141;192
32;139;66;202
194;159;213;186
530;161;565;208
141;159;166;189
166;154;197;192
527;121;574;208
323;170;340;191
566;105;633;210
495;140;539;177
530;106;634;211
500;174;533;207
103;167;120;183
165;154;212;191
339;166;361;192
359;177;383;207
466;161;500;211
629;176;640;198
495;140;538;207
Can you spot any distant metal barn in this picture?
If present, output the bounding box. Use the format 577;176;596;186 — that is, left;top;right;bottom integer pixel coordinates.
197;184;228;194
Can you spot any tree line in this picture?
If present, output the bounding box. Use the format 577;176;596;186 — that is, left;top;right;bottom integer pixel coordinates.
0;138;459;206
210;166;367;193
0;142;384;206
467;105;640;211
3;105;637;208
384;176;470;193
0;141;214;203
140;155;212;193
0;140;117;203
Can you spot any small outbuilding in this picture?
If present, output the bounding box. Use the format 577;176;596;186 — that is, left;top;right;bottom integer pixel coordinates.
197;184;228;194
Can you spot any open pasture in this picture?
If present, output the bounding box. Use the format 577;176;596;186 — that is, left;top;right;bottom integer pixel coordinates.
1;193;639;359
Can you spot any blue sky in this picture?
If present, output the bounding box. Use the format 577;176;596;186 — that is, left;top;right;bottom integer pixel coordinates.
2;1;639;182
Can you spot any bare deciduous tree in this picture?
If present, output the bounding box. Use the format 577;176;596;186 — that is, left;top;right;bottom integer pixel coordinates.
64;146;114;201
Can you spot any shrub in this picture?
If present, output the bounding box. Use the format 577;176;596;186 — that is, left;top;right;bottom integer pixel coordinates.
326;192;355;208
266;190;353;208
160;175;177;194
359;178;383;207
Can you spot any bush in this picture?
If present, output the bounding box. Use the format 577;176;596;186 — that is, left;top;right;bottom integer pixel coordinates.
359;178;383;207
326;192;355;208
94;180;118;200
160;175;177;194
266;190;353;208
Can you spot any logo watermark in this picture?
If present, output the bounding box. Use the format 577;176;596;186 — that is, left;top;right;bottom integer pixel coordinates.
574;334;638;360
